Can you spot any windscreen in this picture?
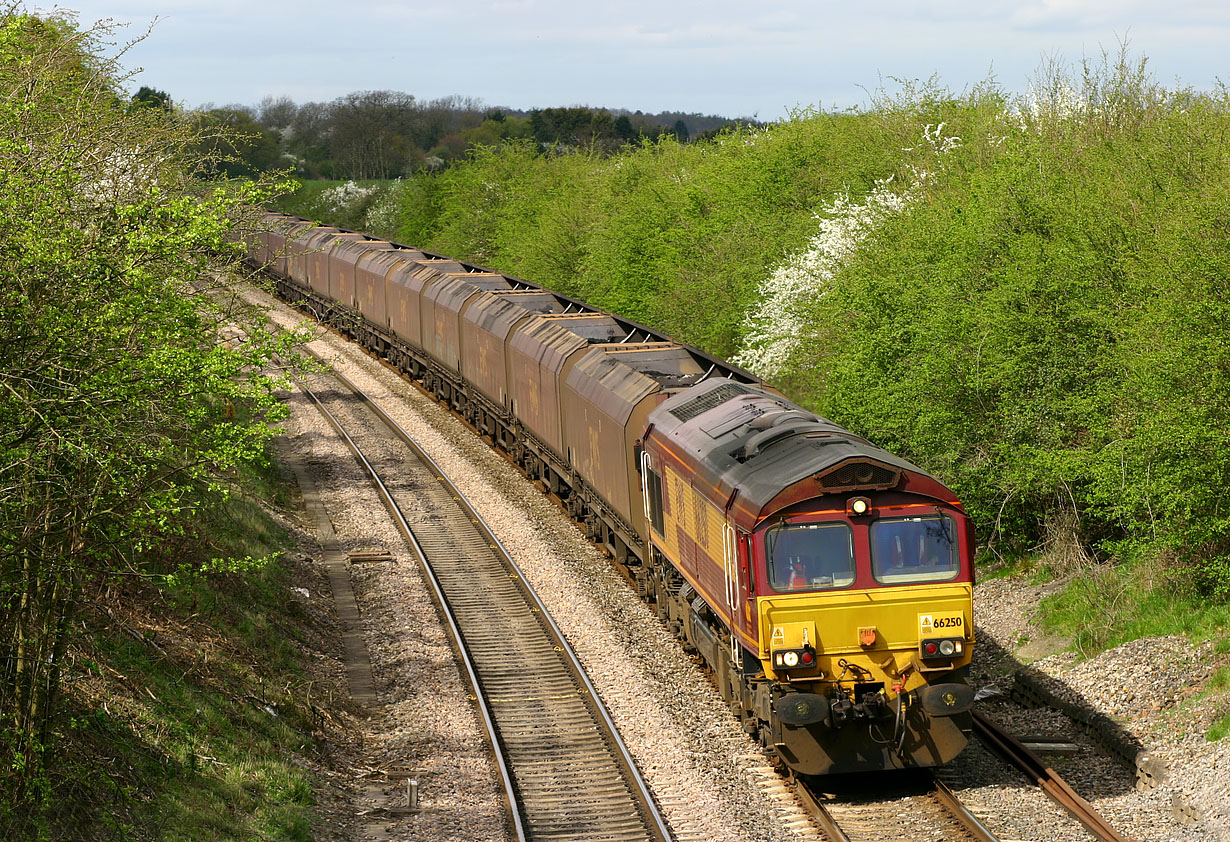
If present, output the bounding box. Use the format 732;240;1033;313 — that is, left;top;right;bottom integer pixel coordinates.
870;515;960;584
766;522;855;592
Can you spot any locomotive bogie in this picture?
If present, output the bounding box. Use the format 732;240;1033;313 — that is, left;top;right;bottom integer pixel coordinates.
766;687;972;775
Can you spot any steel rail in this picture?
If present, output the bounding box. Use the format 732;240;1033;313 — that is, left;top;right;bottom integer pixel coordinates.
796;773;1000;842
298;365;674;842
931;777;999;842
973;709;1136;842
298;378;527;840
793;778;852;842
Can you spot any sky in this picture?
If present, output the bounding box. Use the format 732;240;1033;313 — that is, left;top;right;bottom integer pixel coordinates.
36;1;1230;119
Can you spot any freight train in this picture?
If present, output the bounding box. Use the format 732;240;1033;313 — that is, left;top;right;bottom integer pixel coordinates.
243;213;976;776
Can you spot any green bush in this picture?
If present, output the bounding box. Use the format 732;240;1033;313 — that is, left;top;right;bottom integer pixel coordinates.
794;58;1230;598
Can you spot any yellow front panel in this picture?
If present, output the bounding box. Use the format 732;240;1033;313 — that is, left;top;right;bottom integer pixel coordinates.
758;582;973;688
759;583;972;655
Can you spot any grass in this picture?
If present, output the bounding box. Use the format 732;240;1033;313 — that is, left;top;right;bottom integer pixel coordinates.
1028;554;1230;742
973;549;1037;581
1201;666;1230;742
27;452;339;841
1036;557;1230;656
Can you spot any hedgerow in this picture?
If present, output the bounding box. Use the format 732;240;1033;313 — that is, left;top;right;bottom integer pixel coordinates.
799;54;1230;596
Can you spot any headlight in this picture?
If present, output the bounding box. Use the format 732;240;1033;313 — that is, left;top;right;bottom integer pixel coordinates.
773;647;819;672
920;637;964;660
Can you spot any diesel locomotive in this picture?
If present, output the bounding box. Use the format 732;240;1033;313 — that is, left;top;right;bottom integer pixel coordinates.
244;213;976;776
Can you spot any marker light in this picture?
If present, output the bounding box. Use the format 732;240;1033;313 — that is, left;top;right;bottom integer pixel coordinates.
848;496;871;516
921;638;964;660
784;651;800;667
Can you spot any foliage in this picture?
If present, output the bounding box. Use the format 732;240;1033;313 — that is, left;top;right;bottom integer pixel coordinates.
35;459;326;841
0;8;297;834
392;108;917;356
193;107;285;177
256;91;494;179
130;85;171;112
526;105;683;150
270;177;419;238
253;92;744;179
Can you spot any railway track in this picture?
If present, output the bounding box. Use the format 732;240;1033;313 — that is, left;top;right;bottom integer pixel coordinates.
790;711;1137;842
298;365;673;842
973;709;1137;842
795;771;998;842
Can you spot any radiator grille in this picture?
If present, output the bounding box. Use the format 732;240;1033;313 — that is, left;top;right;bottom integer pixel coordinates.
669;383;750;422
816;461;899;492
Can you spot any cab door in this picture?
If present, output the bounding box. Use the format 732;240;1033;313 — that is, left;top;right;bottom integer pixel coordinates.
723;525;756;657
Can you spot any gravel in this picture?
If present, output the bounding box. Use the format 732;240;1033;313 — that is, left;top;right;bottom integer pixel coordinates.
281;378;510;842
967;575;1230;841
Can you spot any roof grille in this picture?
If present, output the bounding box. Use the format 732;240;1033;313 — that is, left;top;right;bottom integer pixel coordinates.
816;461;899;492
669;383;750;422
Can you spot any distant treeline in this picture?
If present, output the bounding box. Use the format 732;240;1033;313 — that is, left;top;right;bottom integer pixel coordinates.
133;85;749;180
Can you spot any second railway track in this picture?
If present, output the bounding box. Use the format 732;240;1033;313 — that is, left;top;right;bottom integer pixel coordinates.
299;365;673;842
796;772;998;842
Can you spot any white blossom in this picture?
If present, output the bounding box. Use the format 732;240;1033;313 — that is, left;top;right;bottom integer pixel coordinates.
363;180;406;235
319;180;378;214
734;123;964;379
733;177;914;378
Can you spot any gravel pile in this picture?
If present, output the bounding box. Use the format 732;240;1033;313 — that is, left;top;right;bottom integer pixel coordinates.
968;575;1230;842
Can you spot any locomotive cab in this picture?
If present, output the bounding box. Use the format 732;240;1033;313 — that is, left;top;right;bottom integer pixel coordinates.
752;497;975;775
640;378;977;776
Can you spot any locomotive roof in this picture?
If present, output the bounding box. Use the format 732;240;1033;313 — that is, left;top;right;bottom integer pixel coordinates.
645;377;953;522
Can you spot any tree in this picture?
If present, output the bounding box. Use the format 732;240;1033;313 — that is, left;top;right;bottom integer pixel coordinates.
329;89;418;178
256;93;297;132
195;106;285;176
614;114;636;141
0;9;294;831
286;99;334;177
130;84;171;111
529;106;618;147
